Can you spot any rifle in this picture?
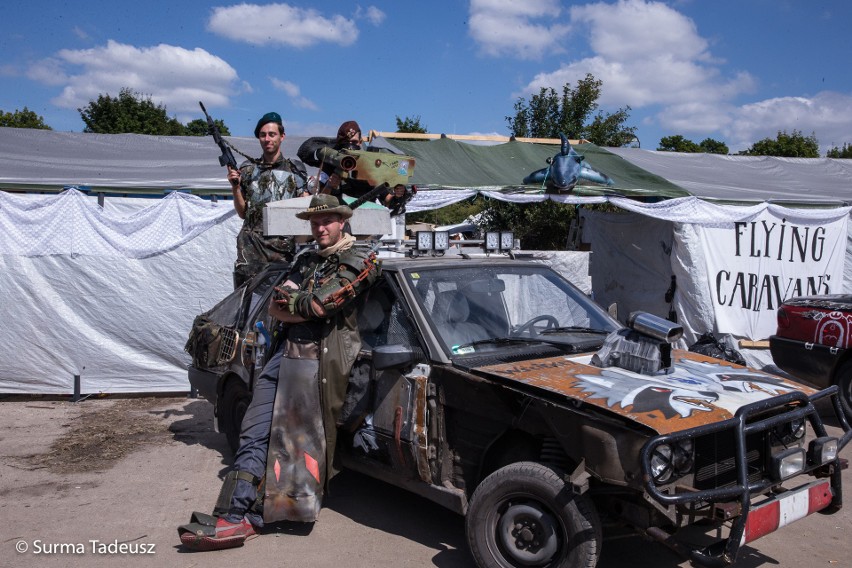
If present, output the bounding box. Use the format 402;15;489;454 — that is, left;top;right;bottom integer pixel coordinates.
346;183;395;212
199;101;238;170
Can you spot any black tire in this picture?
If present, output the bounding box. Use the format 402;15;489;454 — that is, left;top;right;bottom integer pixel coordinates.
466;461;601;568
220;379;251;454
835;360;852;423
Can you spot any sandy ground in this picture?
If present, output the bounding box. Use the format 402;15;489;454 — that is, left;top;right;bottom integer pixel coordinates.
1;394;850;568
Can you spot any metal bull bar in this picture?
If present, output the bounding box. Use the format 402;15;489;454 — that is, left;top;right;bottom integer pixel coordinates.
640;386;852;567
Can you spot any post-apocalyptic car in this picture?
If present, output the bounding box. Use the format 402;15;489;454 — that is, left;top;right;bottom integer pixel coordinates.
186;245;851;568
770;294;852;422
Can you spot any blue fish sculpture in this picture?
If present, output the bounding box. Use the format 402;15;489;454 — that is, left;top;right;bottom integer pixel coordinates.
523;134;614;192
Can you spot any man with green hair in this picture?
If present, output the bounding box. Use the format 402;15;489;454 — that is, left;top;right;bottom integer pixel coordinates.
227;112;309;288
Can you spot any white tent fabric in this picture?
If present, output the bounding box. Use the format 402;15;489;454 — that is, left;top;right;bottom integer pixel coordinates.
608;148;852;204
581;201;851;368
0;189;234;257
406;188;609;212
0;190;239;394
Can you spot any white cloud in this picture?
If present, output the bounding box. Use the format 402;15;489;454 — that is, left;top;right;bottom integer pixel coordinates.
724;92;852;152
270;78;318;111
517;0;755;108
356;5;386;26
468;0;571;60
207;3;358;48
26;58;69;86
29;40;239;113
72;26;89;41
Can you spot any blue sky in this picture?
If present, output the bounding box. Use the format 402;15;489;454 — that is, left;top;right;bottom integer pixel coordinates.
3;0;851;154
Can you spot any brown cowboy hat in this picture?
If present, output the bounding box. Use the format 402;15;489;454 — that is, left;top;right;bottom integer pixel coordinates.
296;194;353;220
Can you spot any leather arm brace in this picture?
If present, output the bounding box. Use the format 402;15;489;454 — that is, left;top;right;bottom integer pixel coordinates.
293;253;380;319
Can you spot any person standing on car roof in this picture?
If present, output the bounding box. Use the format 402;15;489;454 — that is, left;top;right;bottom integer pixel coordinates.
179;193;380;551
228;112;310;289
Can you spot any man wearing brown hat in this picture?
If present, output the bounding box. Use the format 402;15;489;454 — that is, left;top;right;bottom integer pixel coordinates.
228;112;310;288
179;194;380;551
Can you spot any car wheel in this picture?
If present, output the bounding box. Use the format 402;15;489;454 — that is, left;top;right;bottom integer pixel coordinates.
465;461;601;568
220;379;251;454
835;360;852;423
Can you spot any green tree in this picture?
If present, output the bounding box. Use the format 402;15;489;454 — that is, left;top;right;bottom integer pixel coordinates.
0;107;52;130
506;73;636;146
407;197;484;228
184;117;231;137
658;135;700;152
658;135;728;154
585;106;637;147
698;137;729;154
78;88;186;135
827;143;852;158
477;199;577;251
740;129;819;158
395;115;427;134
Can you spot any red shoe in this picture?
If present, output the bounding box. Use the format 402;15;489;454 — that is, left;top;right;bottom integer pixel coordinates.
178;516;256;551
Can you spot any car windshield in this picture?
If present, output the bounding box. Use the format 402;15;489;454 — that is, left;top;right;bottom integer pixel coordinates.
405;264;620;355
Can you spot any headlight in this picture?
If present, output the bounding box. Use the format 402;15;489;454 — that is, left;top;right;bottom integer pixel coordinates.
808;436;839;465
650;440;694;485
774;419;806;444
651;445;674;484
672;439;694;472
771;447;806;480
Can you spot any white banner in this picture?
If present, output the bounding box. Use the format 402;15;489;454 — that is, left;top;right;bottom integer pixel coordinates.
698;209;848;339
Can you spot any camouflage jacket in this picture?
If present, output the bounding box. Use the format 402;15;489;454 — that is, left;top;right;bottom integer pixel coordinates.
238;156;307;231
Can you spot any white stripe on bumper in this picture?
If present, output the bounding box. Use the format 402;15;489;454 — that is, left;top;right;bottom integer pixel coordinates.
741;478;834;545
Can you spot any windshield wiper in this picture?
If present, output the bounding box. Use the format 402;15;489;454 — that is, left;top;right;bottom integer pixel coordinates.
539;326;611;335
455;337;532;350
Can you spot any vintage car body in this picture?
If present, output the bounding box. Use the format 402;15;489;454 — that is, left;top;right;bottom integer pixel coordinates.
188;252;851;568
769;294;852;420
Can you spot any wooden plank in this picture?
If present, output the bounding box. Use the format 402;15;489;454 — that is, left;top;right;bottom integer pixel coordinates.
739;340;770;349
367;130;587;146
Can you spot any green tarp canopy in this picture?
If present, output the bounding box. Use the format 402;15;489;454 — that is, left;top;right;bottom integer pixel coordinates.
384;138;688;200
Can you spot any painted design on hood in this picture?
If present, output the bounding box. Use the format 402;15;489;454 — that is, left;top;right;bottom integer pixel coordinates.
573;358;796;420
477;351;809;434
572;369;718;419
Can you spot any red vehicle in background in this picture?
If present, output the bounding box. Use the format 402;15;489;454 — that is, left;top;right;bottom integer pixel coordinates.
770;294;852;420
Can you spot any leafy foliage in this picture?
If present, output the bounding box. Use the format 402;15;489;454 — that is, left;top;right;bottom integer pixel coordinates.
0;107;52;130
586;106;637;147
657;135;728;154
407;197;484;228
184;118;231;137
739;129;819;158
657;135;700;152
477;199;577;251
395;115;428;134
78;88;187;135
698;138;729;154
827;143;852;159
506;73;636;146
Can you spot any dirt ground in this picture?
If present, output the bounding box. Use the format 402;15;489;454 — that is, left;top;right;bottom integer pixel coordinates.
1;394;850;568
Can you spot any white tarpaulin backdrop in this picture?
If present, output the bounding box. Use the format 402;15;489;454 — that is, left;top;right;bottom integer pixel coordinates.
581;199;851;368
0;190;239;394
698;209;848;339
0;189;594;395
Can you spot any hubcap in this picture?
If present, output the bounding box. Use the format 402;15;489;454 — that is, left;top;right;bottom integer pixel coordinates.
497;502;559;565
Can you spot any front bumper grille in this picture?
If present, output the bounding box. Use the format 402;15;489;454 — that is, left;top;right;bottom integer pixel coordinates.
694;430;764;491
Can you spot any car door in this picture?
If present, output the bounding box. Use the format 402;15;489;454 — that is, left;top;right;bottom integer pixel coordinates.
343;279;434;484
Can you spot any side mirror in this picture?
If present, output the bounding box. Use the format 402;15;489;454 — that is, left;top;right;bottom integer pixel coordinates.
607;302;618;320
373;344;415;371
